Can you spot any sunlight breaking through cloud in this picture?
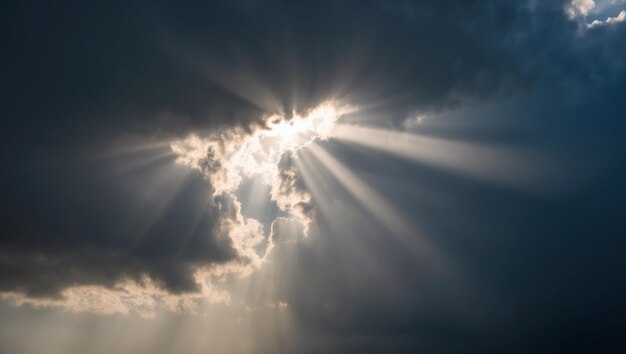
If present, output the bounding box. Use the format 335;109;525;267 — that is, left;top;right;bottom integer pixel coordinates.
2;98;568;318
0;102;355;318
169;101;355;281
171;102;354;196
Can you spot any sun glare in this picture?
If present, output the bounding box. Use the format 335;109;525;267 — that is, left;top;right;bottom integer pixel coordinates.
166;101;355;286
170;101;354;203
265;102;354;151
267;120;303;150
171;101;353;181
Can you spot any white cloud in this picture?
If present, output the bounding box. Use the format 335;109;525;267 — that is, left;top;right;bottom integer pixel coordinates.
170;101;354;228
586;9;626;27
565;0;626;28
566;0;596;19
607;9;626;22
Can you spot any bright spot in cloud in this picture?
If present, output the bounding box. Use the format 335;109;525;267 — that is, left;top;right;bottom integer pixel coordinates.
265;103;352;151
171;101;354;196
170;101;354;252
566;0;596;19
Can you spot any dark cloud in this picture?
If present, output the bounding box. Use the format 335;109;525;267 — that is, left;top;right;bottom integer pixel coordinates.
0;151;236;296
0;0;539;145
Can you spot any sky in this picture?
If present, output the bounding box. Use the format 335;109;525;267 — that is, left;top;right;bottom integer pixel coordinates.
1;0;626;353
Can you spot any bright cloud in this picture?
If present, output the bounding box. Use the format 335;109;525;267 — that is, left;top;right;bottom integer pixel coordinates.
171;102;354;194
588;9;626;27
167;101;354;299
565;0;626;28
170;101;354;224
0;276;230;318
566;0;596;19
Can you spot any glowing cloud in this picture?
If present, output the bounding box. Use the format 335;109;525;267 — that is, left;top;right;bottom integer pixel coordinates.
0;276;230;318
171;101;354;194
565;0;626;29
170;101;355;273
566;0;596;19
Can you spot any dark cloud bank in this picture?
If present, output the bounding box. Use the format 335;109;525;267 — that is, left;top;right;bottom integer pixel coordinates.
2;0;626;353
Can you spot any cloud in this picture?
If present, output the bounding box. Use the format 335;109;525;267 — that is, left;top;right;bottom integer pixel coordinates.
564;0;626;29
1;0;626;331
0;277;230;318
588;9;626;27
169;102;351;233
566;0;596;18
267;217;306;255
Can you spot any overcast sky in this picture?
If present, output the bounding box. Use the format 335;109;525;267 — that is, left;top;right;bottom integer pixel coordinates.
1;1;626;353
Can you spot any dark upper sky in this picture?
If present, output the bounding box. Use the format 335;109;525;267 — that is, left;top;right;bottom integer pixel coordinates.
1;1;626;353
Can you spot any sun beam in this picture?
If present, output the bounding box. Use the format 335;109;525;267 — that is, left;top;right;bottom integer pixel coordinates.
303;142;450;272
331;123;562;193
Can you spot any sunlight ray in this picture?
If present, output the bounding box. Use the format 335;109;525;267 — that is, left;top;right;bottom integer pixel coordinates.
109;150;176;178
294;150;414;294
131;172;197;248
96;140;175;159
237;175;274;217
294;149;390;266
292;149;347;235
332;124;554;192
304;143;449;272
161;40;283;114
